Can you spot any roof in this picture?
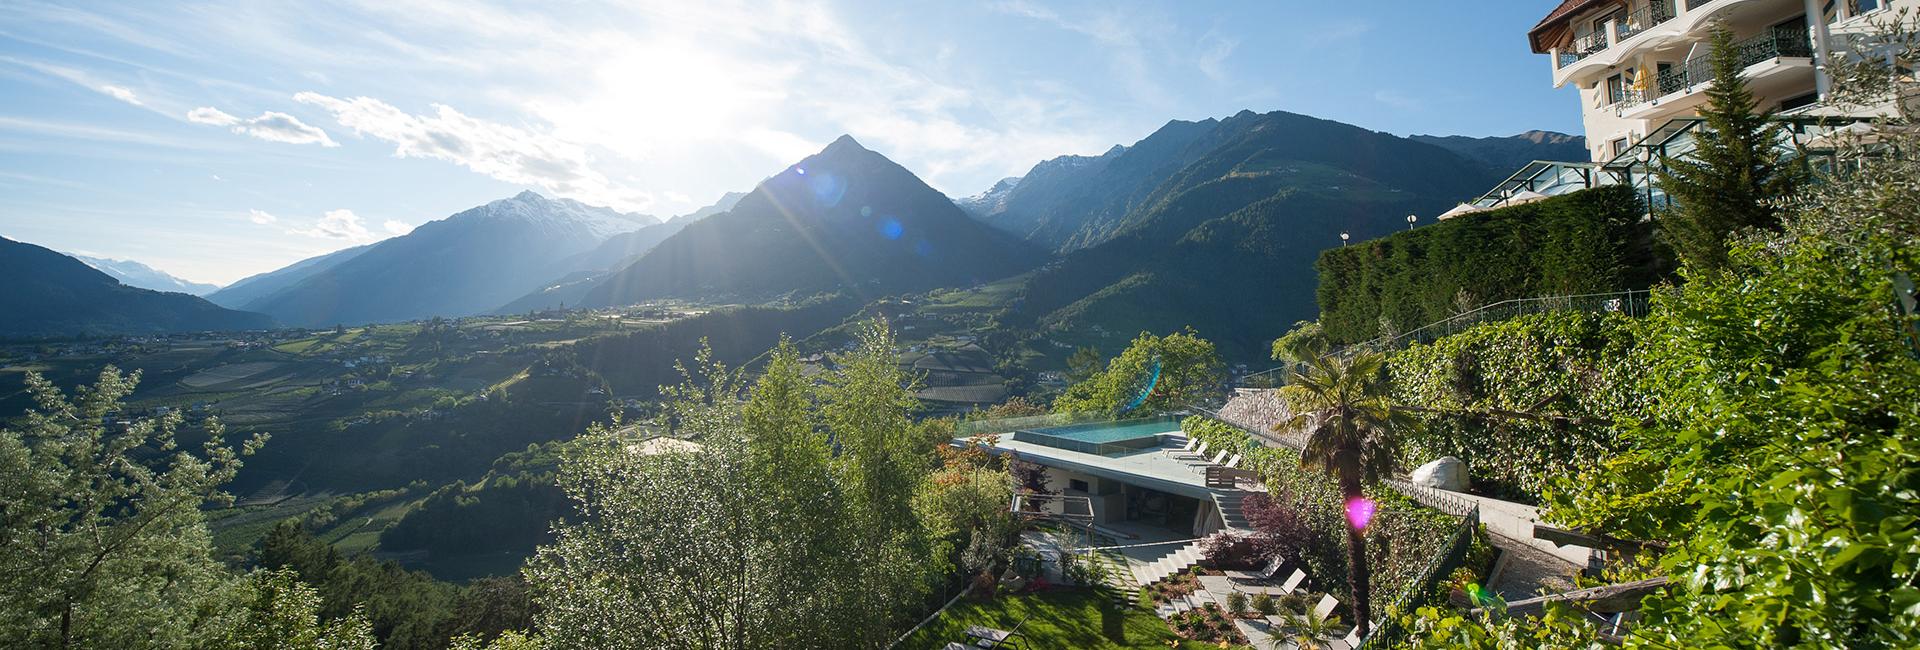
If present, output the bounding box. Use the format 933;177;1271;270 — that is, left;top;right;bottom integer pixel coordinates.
1529;0;1620;53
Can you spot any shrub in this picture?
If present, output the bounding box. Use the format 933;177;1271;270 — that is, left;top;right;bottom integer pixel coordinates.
1226;591;1250;616
1252;592;1277;615
1199;532;1261;569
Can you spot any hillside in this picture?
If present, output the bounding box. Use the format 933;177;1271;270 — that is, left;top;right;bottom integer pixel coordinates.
963;118;1217;251
1409;130;1588;173
240;192;654;326
582;136;1047;306
992;110;1535;360
206;244;372;310
70;254;220;295
0;236;273;336
495;191;747;313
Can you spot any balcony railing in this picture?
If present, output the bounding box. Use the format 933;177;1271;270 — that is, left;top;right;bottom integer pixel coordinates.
1685;0;1716;10
1646;25;1813;99
1615;1;1677;41
1557;29;1613;68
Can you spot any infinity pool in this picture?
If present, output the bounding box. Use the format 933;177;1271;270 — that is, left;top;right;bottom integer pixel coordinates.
1027;418;1182;443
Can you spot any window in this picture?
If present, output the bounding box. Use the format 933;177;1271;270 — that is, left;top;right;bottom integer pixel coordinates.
1611;137;1631;158
1779;91;1819;111
1068;479;1090;492
1606;73;1627;104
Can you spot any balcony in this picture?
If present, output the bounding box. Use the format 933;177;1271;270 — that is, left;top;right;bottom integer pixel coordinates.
1614;24;1813;116
1556;29;1613;69
1614;1;1678;42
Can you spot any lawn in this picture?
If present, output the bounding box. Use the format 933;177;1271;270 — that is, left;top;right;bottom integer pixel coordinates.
897;588;1247;650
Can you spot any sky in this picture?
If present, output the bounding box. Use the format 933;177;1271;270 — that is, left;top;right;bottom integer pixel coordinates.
0;1;1581;286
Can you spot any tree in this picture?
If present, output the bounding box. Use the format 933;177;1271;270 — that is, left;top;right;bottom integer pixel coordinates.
211;569;377;650
1065;346;1104;385
526;321;940;648
0;368;265;649
1653;24;1803;275
1054;328;1226;416
1278;334;1407;637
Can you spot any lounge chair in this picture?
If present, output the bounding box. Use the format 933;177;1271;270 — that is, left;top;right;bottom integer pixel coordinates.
1225;556;1284;583
1172;440;1210;461
1221;453;1243;469
1161;436;1199;457
1325;628;1364;650
1185;449;1227;468
1277;568;1308;594
964;624;1024;649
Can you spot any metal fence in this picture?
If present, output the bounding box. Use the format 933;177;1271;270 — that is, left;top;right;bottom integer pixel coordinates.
1359;504;1482;650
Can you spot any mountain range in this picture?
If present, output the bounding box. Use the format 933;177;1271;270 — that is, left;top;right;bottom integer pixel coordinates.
1;236;272;337
5;109;1578;348
232;193;655;327
578;135;1047;306
969;110;1553;359
68;255;221;295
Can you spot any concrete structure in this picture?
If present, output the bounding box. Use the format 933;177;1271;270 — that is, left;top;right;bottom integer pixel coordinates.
1533;0;1909;162
1453;0;1914;215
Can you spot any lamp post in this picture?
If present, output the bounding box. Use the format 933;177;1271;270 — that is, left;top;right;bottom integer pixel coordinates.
1340;231;1350;246
1406;214;1417;231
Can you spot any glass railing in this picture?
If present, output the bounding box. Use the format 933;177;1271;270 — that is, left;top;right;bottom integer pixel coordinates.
1615;1;1677;41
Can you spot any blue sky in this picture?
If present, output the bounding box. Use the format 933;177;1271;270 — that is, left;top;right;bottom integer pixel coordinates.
0;1;1578;285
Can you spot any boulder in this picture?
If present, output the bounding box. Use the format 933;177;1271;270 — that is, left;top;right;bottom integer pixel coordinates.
1411;456;1468;492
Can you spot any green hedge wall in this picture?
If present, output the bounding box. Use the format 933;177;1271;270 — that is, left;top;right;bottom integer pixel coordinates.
1384;310;1642;503
1315;186;1663;343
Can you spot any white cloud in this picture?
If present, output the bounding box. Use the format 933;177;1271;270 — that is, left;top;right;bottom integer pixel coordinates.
288;208;373;241
382;219;412;235
248;209;277;224
1196;32;1238;83
99;84;141;105
662;191;691;204
296;91;653;212
187;106;337;147
187;106;239;126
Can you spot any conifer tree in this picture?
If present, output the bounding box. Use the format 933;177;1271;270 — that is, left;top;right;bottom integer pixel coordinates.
1654;24;1803;275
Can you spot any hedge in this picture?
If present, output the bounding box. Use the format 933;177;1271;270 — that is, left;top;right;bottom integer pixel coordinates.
1384;310;1642;504
1314;186;1664;343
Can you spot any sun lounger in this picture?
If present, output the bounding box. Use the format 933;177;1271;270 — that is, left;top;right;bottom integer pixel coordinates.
1325;628;1364;650
1162;437;1199;457
1185;450;1227;469
1222;453;1243;469
1225;556;1284;583
1172;440;1210;461
1278;568;1308;594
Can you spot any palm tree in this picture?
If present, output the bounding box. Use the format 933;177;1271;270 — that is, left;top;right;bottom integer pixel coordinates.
1276;334;1407;638
1287;611;1345;650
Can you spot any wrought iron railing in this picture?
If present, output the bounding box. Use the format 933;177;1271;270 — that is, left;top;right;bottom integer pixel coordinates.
1557;29;1612;68
1654;25;1813;96
1615;0;1677;41
1685;0;1716;10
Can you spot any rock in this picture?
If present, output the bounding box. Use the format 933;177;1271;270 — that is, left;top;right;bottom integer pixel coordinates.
1411;456;1469;492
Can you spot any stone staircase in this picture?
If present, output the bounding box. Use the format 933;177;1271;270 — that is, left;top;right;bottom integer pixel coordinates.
1213;490;1253;530
1131;539;1206;590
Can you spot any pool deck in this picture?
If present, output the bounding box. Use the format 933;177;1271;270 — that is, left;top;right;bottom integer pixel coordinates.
972;430;1221;501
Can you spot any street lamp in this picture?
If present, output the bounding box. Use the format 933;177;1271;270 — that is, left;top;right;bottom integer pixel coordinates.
1340;231;1350;246
1406;214;1417;230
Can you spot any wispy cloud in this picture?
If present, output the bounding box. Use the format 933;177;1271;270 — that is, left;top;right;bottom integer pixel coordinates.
248;209;277;224
295;92;654;212
1196;30;1238;83
98;84;140;105
287;208;373;241
187;106;338;147
382;219;411;235
1373;89;1420;112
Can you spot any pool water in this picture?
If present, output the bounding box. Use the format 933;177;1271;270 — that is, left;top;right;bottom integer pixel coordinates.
1026;418;1180;444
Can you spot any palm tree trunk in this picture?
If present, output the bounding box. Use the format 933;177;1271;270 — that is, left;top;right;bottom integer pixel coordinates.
1340;469;1372;637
